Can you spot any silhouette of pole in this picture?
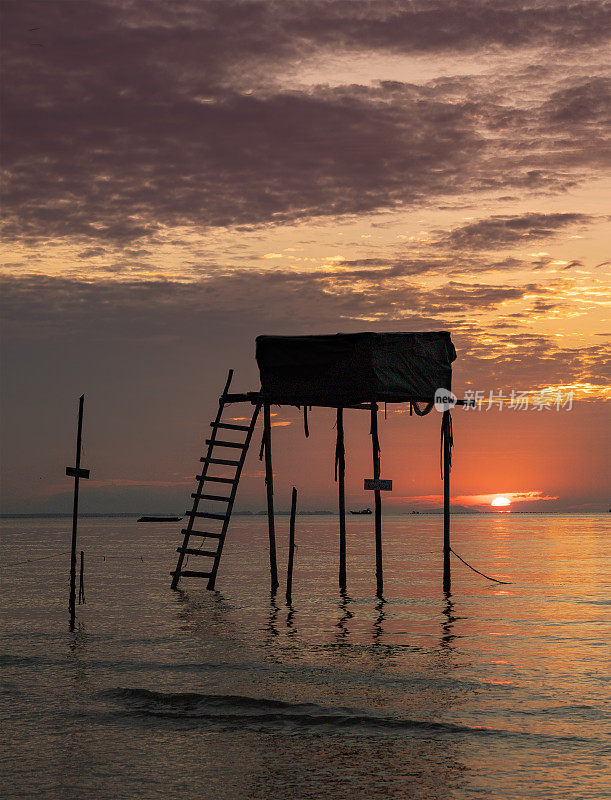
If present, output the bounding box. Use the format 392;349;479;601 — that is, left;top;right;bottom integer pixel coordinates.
263;403;279;594
336;408;347;591
286;486;297;604
370;402;383;598
66;395;90;631
443;409;451;593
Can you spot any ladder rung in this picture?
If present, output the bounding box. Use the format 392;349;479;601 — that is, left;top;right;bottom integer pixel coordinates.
205;439;246;449
211;422;250;432
181;528;223;538
200;457;240;466
187;510;226;521
191;493;231;502
170;570;212;579
196;475;235;484
176;547;218;557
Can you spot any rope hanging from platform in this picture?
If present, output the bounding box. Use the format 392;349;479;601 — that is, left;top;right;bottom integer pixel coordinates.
412;400;434;416
369;403;381;461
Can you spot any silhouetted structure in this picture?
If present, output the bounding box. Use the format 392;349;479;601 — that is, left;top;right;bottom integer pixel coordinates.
171;332;460;596
66;394;90;630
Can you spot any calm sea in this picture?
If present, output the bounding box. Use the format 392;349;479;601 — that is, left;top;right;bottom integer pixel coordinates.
1;514;609;799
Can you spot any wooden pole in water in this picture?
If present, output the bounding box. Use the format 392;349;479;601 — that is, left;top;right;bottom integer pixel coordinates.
263;403;279;594
443;409;451;594
336;408;347;591
286;486;297;604
67;395;86;631
370;402;383;598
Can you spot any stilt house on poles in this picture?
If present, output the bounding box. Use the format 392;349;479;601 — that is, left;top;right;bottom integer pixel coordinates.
171;331;459;597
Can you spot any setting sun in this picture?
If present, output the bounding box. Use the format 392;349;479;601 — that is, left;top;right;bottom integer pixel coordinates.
491;496;511;508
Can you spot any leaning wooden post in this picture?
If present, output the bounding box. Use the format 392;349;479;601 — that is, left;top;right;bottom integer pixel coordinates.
66;394;90;631
336;408;347;591
370;402;383;598
263;403;279;594
443;409;452;593
286;486;297;604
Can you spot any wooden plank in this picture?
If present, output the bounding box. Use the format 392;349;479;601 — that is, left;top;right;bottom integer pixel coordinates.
191;492;231;502
211;422;250;431
176;547;218;557
180;528;223;538
66;466;90;479
205;439;246;449
186;510;226;521
196;475;234;484
200;456;240;466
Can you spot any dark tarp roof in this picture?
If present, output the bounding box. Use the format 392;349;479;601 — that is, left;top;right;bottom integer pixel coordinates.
256;332;456;406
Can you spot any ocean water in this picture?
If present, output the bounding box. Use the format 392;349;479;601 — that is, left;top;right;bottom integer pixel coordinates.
1;513;609;800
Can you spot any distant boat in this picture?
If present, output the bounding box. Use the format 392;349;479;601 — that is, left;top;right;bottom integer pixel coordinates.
350;508;372;515
138;515;183;522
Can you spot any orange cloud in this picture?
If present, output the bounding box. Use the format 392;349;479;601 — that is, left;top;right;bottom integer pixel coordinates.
399;490;558;507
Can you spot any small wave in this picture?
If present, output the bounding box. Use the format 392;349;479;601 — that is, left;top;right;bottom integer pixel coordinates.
100;688;587;743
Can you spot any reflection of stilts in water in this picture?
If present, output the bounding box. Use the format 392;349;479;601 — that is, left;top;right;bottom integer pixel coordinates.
285;604;297;637
335;590;353;640
440;591;458;649
266;596;280;639
372;597;387;642
68;621;89;684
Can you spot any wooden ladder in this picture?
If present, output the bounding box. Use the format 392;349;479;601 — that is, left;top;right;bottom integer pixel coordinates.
171;370;260;591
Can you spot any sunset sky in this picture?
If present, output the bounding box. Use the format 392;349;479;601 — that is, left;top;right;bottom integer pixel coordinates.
1;0;609;514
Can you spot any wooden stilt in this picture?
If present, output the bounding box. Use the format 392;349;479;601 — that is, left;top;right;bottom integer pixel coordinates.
336;408;347;591
263;403;279;594
66;394;89;632
443;409;452;594
370;402;383;598
286;486;297;604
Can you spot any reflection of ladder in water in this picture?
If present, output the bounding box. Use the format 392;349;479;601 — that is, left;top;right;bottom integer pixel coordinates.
171;370;260;591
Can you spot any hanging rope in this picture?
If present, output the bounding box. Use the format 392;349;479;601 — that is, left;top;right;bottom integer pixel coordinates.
13;550;71;565
450;548;512;584
303;405;309;438
369;402;381;460
413;400;434;416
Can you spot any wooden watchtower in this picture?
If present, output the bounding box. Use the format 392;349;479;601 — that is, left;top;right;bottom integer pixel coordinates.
171;331;459;597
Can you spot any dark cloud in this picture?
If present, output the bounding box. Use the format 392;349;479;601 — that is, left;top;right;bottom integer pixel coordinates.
2;272;607;397
0;271;554;343
438;212;593;250
2;1;609;246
